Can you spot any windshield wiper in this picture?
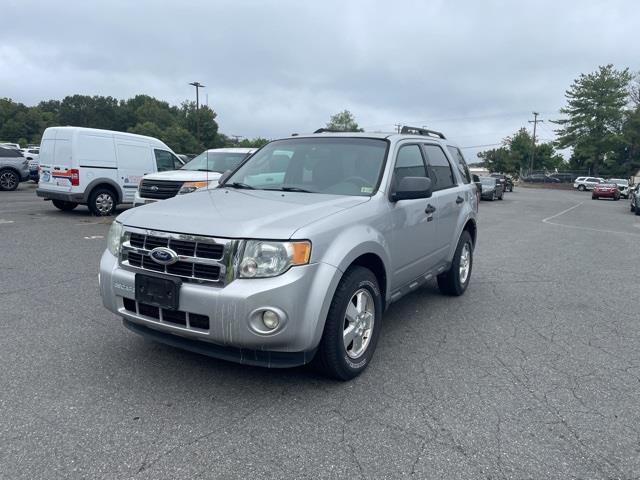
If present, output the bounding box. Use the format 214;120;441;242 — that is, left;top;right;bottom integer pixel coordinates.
225;182;255;190
264;186;313;193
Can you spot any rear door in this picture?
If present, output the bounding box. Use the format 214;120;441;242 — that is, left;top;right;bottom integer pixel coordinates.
423;143;465;262
39;129;74;194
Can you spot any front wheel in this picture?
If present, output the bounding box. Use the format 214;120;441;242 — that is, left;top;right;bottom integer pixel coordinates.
314;266;382;381
592;195;597;200
52;200;78;211
437;231;473;296
0;169;19;191
578;185;586;191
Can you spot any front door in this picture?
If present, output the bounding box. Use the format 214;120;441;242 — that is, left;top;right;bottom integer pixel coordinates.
388;144;441;288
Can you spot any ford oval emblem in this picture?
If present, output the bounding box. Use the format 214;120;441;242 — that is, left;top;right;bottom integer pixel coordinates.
149;247;179;265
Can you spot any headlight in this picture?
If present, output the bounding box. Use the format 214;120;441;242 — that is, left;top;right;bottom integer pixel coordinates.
107;221;123;256
178;181;213;195
239;240;311;278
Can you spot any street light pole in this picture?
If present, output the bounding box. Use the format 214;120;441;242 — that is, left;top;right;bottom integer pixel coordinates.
189;81;206;145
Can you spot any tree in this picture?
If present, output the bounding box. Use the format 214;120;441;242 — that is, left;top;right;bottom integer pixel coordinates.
477;128;565;174
554;65;632;176
325;110;363;132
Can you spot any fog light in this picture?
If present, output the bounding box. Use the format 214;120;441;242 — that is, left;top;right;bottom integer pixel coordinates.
262;310;279;330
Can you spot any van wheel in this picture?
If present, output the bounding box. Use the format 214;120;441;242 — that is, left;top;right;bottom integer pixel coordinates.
0;169;19;191
52;200;78;211
89;187;116;216
314;266;382;381
437;231;473;296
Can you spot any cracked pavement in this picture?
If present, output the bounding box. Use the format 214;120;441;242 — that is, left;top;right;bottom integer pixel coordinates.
1;184;640;479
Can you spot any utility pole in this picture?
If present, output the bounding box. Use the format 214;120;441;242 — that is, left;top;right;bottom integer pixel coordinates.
189;81;206;144
528;112;543;174
394;123;402;133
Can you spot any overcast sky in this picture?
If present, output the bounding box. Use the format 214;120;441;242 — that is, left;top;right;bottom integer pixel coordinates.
1;0;638;159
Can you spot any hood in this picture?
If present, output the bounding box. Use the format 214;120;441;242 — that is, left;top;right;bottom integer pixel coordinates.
142;170;223;182
118;188;370;239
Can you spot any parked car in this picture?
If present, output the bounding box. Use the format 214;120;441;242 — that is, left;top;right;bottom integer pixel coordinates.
0;146;30;191
479;176;504;200
99;126;478;380
0;142;21;150
629;184;640;214
573;176;604;191
490;173;513;192
592;183;620;201
36;127;184;215
548;172;578;183
472;174;482;197
606;178;630;198
133;148;257;207
522;173;560;183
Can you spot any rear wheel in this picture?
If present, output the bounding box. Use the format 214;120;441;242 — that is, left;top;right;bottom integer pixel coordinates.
88;187;116;216
636;206;640;216
437;231;473;296
314;266;382;381
0;169;19;191
52;200;78;211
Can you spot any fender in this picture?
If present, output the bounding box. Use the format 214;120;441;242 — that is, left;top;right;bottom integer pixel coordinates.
446;213;478;261
82;178;125;204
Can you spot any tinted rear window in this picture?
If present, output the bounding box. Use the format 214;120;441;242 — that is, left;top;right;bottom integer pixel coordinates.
0;147;23;158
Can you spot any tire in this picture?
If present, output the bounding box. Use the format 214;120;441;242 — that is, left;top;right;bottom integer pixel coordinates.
314;266;382;381
0;169;20;191
499;192;504;200
636;207;640;216
491;191;496;201
437;231;473;297
592;195;597;200
88;187;117;216
578;185;586;191
631;204;636;212
52;200;79;211
614;196;620;201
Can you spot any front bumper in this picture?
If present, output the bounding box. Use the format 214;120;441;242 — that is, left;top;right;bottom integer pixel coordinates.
133;191;159;207
99;250;341;366
593;191;618;198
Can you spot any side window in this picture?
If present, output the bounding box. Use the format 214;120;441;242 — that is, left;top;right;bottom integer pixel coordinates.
423;144;455;191
447;146;471;184
173;155;184;169
154;149;177;172
393;145;427;185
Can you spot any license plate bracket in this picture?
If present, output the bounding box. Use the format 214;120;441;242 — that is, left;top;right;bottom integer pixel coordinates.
135;274;181;310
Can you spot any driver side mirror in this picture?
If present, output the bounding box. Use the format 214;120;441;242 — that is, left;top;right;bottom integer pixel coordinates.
391;176;432;201
218;169;233;185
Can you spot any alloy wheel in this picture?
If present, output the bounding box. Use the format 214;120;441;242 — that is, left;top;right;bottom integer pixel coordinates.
343;289;375;359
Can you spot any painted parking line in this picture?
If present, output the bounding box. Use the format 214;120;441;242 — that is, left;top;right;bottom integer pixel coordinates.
0;219;15;224
84;235;104;240
542;201;640;236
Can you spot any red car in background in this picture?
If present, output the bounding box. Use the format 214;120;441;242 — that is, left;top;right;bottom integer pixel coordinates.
592;183;621;201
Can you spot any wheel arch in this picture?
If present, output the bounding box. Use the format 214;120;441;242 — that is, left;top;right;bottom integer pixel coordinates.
85;179;123;204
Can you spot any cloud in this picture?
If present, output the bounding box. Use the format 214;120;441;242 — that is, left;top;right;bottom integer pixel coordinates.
1;0;638;160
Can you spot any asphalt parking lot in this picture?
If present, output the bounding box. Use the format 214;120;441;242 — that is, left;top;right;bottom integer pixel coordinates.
2;183;640;479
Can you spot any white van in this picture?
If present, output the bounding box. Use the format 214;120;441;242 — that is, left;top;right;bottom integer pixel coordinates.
36;127;183;215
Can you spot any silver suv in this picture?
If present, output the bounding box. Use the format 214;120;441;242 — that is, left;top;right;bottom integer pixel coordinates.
0;146;30;191
100;127;478;380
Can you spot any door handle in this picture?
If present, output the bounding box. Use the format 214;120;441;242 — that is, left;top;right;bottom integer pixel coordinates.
456;196;464;204
425;204;436;214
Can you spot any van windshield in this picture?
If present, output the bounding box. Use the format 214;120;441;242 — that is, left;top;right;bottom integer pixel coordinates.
182;151;249;173
224;137;388;196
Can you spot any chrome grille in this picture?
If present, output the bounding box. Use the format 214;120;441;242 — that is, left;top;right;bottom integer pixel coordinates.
120;228;230;284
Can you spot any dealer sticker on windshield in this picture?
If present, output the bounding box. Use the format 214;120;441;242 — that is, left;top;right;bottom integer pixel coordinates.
361;187;373;193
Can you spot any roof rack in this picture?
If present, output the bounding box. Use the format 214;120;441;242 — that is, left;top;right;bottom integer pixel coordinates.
400;125;446;140
313;128;344;134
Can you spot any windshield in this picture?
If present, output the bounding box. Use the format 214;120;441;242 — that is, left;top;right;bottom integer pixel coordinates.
608;178;628;185
182;151;249;173
224;137;388;196
480;177;495;186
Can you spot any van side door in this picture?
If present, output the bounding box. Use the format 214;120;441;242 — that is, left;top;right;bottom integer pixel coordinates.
116;141;155;203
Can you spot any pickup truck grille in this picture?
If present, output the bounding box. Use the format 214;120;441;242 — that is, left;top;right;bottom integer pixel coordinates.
138;179;184;199
121;228;229;284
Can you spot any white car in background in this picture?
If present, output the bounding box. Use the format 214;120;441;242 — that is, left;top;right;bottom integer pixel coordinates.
573;176;604;191
133;147;257;207
607;178;630;198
